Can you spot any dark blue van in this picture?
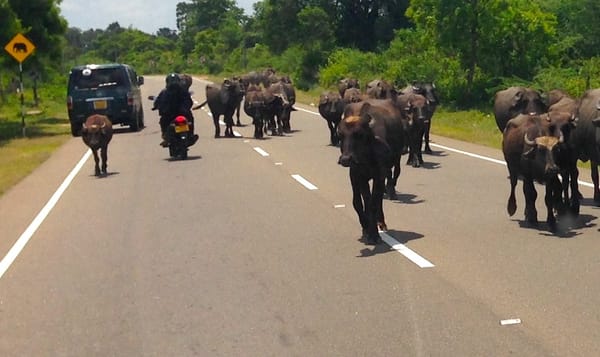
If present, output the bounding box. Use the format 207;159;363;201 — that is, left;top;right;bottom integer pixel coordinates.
67;63;144;136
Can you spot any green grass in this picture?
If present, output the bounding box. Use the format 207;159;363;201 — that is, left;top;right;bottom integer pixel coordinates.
0;88;71;196
431;108;501;149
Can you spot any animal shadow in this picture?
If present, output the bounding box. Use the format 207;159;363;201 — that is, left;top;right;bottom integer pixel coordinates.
417;161;441;170
389;192;424;205
425;149;447;157
357;229;424;257
91;171;119;178
517;213;597;238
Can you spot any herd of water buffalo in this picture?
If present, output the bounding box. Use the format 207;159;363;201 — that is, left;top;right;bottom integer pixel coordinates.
495;86;600;233
80;69;599;244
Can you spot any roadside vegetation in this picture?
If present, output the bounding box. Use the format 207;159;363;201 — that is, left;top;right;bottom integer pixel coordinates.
2;0;600;195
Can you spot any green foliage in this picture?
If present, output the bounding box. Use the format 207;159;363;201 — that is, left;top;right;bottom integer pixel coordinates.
319;48;386;89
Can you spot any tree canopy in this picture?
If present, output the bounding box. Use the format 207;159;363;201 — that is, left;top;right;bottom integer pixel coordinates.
3;0;600;108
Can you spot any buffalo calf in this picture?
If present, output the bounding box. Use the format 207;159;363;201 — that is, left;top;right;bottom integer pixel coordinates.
82;114;113;176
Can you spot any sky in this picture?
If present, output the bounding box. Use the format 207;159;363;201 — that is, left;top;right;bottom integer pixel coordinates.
59;0;257;34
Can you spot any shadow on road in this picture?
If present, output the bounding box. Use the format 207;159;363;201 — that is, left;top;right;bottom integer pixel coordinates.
357;229;424;257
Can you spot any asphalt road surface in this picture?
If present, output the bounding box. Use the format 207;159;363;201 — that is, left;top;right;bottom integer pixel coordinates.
1;76;599;356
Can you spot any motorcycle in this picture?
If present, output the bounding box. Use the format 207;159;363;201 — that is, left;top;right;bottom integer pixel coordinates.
165;114;194;159
148;95;198;160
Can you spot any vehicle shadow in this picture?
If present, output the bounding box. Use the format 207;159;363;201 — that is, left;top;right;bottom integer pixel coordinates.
165;155;202;162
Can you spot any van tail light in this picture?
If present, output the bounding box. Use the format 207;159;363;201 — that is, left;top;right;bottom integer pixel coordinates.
67;96;73;110
127;92;134;106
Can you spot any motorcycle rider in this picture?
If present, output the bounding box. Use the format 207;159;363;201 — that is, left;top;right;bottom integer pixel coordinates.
152;73;198;147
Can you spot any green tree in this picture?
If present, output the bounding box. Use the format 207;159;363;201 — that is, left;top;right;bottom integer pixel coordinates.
8;0;67;67
407;0;556;103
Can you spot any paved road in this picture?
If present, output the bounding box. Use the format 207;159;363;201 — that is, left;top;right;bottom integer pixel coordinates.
1;76;599;356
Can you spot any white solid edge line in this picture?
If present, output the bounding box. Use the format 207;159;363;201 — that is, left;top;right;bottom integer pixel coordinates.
430;143;594;188
0;150;91;280
292;174;318;190
380;231;435;268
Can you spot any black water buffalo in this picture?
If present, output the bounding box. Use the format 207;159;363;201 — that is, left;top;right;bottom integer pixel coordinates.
503;113;563;231
318;91;345;145
338;78;360;97
198;78;244;138
280;81;296;133
243;84;269;139
264;81;295;135
401;81;440;153
494;87;547;133
547;90;581;211
396;92;428;167
338;101;408;244
81;114;113;176
570;88;600;205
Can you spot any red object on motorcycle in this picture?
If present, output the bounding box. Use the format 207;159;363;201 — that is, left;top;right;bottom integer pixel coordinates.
174;115;187;125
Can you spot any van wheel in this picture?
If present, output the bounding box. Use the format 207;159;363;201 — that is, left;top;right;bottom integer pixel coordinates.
130;114;140;132
70;122;82;137
139;110;145;128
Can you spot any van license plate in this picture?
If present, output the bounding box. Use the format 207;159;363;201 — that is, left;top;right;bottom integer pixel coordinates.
93;100;107;110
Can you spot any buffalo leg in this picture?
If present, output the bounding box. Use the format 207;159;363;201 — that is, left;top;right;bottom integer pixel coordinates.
100;146;108;175
569;165;580;215
423;120;432;154
327;120;337;146
371;175;386;238
523;179;538;225
92;149;101;176
545;177;559;232
507;173;518;216
350;171;370;237
212;113;221;138
236;103;242;126
592;161;600;205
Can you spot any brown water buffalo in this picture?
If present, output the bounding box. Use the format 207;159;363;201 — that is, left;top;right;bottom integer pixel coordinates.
343;87;364;105
366;79;396;99
570;88;600;205
338;78;360;97
318;91;345;145
81;114;113;176
338;100;409;244
494;87;547;133
502;113;563;231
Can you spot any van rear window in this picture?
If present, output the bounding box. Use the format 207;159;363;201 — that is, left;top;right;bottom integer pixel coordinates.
69;68;126;90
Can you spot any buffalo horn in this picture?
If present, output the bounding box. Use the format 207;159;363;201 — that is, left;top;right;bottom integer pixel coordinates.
524;132;536;146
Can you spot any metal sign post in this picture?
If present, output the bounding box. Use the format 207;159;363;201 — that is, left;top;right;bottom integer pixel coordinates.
4;33;36;137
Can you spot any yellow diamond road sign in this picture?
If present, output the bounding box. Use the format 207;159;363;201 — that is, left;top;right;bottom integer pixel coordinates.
4;33;36;63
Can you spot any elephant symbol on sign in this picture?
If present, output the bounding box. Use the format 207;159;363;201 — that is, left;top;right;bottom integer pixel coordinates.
13;42;27;53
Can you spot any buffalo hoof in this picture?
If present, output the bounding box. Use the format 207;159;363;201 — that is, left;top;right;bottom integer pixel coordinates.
214;134;220;138
424;147;433;154
365;235;382;245
94;169;101;176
